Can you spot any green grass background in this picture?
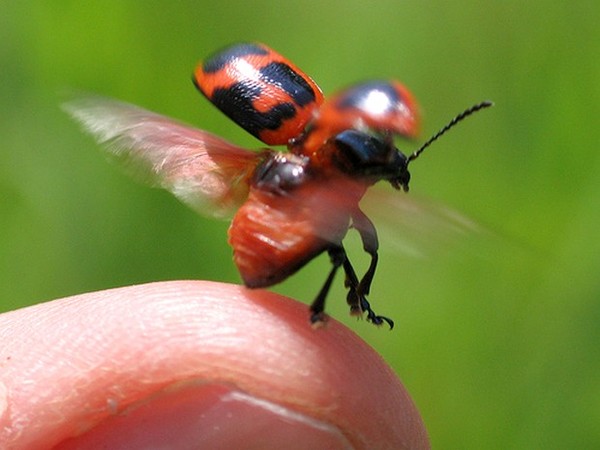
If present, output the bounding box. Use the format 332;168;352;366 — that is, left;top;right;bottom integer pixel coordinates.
2;1;598;447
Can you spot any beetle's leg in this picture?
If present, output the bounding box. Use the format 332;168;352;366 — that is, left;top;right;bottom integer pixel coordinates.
330;246;369;317
341;255;394;329
348;209;395;329
341;254;361;314
310;246;346;325
351;209;379;297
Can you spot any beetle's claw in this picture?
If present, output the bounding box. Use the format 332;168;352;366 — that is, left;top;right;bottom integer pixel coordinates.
358;295;394;330
310;311;329;328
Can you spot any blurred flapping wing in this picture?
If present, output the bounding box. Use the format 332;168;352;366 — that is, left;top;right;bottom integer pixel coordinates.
63;96;266;217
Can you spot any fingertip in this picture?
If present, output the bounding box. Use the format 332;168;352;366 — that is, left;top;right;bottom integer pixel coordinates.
0;281;429;449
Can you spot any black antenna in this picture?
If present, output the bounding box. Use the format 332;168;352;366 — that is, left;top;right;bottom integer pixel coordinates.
407;100;493;163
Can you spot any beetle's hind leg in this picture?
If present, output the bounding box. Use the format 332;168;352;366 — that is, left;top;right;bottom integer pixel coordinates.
309;246;346;325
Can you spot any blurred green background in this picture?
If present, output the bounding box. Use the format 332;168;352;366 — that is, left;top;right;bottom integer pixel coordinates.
2;0;599;447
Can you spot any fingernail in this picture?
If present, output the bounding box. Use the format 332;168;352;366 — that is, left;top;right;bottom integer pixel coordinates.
56;382;352;449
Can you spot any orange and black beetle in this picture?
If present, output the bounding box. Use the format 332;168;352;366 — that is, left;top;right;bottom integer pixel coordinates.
65;42;491;328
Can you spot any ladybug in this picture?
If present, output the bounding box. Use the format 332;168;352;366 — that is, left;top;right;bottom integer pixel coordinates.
64;42;492;328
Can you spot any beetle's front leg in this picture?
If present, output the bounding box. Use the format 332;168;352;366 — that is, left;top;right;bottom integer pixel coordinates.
351;208;379;298
349;208;394;329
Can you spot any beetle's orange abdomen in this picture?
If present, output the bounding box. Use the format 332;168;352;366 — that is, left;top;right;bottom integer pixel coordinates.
229;181;361;288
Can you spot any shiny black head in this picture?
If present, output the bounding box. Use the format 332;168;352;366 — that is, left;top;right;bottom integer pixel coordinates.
333;100;493;192
332;129;411;191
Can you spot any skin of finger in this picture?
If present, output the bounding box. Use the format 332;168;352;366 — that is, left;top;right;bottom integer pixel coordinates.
0;281;429;449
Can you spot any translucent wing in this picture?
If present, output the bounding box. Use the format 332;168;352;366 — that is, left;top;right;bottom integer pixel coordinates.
361;187;487;259
63;96;267;217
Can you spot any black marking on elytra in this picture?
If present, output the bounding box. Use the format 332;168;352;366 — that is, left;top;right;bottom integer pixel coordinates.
211;82;297;140
203;43;268;73
259;62;316;107
337;81;402;113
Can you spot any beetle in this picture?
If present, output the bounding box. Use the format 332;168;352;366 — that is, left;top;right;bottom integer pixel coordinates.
64;42;492;328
